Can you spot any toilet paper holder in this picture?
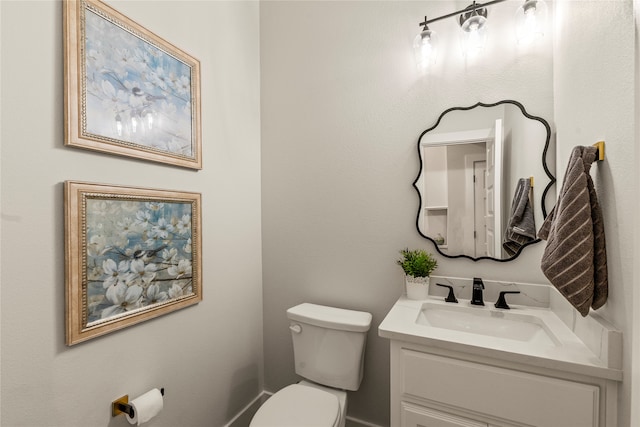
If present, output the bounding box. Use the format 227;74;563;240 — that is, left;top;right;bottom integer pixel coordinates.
112;388;165;418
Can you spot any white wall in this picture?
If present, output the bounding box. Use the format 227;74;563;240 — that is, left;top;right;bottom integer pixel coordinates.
0;1;263;426
261;1;553;425
634;2;640;424
553;1;636;424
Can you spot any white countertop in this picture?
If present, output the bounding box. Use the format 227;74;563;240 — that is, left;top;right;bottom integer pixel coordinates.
379;296;623;381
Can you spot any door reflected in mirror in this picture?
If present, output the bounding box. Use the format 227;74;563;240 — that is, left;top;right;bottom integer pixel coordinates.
414;101;554;261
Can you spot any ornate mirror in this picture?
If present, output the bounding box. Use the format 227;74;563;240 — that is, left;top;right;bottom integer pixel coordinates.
413;100;554;261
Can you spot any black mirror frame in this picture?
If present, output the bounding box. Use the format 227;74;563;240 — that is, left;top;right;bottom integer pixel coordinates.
413;100;554;262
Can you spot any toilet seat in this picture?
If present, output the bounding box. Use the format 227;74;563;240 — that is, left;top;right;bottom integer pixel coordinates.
250;384;340;427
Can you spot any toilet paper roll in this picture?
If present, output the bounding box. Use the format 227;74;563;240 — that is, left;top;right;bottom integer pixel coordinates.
126;388;164;426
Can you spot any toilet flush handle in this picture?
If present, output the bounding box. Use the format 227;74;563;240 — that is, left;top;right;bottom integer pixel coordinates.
289;324;302;334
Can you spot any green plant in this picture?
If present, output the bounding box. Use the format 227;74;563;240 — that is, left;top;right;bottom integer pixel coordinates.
396;248;437;278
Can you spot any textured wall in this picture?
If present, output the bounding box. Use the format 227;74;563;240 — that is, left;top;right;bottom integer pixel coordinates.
634;3;640;424
260;1;553;425
1;1;263;426
553;1;635;424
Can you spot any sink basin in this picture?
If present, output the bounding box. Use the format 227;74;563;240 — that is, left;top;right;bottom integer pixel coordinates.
416;302;560;347
380;290;623;381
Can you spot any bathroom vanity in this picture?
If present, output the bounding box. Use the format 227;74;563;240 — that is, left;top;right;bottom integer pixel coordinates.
379;287;622;427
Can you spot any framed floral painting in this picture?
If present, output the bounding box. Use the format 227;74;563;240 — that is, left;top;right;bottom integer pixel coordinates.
64;0;202;169
65;181;202;345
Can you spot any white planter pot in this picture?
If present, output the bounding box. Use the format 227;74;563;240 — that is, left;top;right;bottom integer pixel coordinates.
405;275;430;300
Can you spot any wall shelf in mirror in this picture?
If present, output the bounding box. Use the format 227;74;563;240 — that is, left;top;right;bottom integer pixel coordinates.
424;208;448;248
413;100;554;262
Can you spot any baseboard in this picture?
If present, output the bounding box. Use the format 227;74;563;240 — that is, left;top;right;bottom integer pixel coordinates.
346;415;387;427
223;392;270;427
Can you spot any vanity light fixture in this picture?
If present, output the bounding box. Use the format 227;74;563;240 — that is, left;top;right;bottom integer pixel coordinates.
459;2;489;56
413;17;439;69
514;0;548;44
413;0;547;67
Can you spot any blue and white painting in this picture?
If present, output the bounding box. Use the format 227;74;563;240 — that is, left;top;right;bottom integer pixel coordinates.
83;6;194;157
85;198;195;325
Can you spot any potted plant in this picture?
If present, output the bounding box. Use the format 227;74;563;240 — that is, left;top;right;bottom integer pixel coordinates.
397;248;438;300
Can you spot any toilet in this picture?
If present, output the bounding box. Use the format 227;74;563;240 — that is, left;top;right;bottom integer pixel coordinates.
250;303;372;427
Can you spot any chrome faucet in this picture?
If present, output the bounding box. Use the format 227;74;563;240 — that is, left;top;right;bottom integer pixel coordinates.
470;277;485;306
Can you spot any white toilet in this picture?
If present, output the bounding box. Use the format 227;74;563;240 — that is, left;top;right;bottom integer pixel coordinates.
250;303;372;427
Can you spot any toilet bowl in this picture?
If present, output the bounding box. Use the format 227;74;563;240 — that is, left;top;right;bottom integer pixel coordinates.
249;303;372;427
250;380;346;427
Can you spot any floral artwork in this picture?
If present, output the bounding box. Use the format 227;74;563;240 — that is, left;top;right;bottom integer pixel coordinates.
64;0;202;169
83;7;192;156
85;199;194;325
65;182;202;345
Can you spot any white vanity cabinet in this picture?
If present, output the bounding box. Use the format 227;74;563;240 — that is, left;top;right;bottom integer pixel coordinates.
390;340;617;427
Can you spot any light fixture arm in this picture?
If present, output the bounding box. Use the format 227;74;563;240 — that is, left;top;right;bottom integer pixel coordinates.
419;16;429;31
419;0;508;26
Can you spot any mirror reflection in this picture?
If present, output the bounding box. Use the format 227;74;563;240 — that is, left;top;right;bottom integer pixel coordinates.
414;101;553;261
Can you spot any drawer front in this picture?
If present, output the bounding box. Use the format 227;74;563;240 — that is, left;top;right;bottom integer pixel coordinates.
401;401;488;427
401;349;599;427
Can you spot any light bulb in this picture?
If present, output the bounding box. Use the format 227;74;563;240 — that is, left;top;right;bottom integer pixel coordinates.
143;109;154;130
413;26;438;70
115;114;123;137
515;0;548;43
459;4;488;57
131;116;138;133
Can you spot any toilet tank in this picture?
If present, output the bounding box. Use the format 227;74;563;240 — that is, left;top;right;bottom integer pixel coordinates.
287;303;372;391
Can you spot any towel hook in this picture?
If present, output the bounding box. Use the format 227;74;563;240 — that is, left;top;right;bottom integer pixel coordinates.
593;141;605;161
111;388;165;418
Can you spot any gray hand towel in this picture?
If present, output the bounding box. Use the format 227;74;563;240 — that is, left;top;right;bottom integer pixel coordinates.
503;178;536;257
538;146;608;317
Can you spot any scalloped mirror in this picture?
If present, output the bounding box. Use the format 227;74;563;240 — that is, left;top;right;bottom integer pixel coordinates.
414;100;554;261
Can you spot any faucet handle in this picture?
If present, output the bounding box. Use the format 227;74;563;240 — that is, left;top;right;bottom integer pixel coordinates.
494;291;521;310
436;283;458;303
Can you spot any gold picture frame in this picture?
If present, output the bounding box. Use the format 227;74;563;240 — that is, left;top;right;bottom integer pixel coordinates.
64;0;202;169
65;181;202;345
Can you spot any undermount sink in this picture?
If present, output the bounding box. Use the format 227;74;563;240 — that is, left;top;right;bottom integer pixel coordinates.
379;283;623;381
416;302;560;347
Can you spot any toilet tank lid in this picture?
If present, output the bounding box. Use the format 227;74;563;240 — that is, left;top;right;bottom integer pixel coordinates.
287;303;372;332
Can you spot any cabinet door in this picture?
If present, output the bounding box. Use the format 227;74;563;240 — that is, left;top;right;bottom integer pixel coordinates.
401;402;487;427
401;350;599;427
